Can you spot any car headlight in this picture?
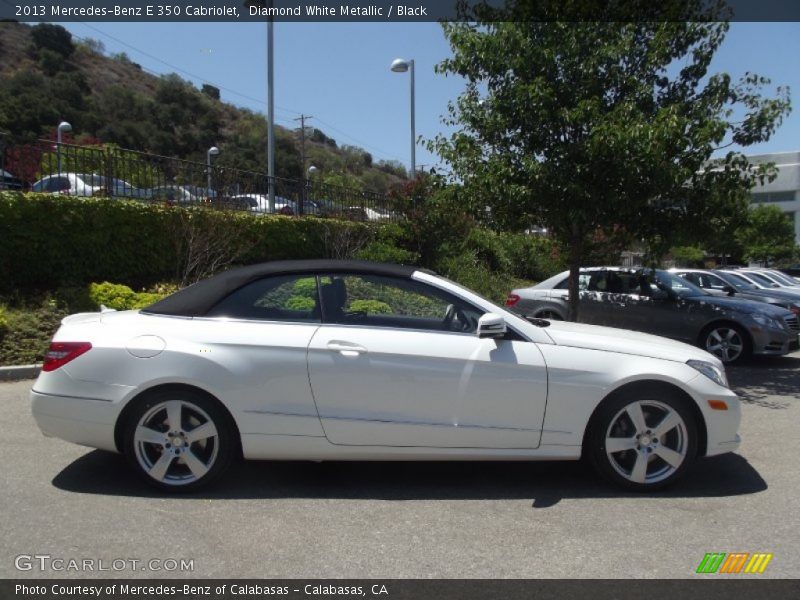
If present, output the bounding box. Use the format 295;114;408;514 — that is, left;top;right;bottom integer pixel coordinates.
687;359;729;388
752;314;784;330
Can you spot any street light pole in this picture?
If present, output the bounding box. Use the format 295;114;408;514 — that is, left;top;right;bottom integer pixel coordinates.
409;59;415;177
390;58;415;177
56;121;72;176
266;5;276;213
207;146;220;198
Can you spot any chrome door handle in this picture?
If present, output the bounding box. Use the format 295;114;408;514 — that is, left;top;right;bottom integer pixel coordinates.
327;341;368;355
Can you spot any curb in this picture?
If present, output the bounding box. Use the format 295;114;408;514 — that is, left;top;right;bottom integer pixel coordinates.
0;364;41;382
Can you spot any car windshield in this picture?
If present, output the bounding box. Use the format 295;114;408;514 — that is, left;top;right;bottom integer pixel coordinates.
651;270;705;298
81;174;104;186
717;272;757;291
745;272;780;287
766;271;797;286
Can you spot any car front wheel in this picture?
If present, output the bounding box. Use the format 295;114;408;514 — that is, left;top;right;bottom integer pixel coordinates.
122;390;236;491
701;323;751;365
586;389;698;491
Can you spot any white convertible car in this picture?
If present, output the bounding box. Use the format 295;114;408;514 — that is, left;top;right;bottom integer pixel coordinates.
31;260;741;492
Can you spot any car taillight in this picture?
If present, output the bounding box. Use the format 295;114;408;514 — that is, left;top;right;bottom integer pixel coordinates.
505;294;520;307
43;342;92;372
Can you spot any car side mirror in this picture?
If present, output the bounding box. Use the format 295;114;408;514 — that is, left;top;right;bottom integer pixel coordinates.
723;285;736;296
477;313;507;339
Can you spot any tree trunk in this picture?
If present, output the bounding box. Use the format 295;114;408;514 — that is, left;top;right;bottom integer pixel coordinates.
567;233;583;322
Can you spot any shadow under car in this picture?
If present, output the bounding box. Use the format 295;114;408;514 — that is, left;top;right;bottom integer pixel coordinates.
52;451;766;508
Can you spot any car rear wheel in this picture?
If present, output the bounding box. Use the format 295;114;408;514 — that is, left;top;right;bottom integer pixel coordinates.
586;388;698;491
122;390;236;492
701;323;750;365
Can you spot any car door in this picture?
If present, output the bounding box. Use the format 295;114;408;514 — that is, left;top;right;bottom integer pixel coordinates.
577;270;624;327
200;273;324;437
306;273;548;448
618;272;682;338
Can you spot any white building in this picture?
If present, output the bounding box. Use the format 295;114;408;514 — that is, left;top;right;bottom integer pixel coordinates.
747;151;800;243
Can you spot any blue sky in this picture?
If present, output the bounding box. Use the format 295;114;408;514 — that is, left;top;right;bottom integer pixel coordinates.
63;21;800;173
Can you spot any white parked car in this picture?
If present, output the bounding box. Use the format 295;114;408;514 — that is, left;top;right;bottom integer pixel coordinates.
31;173;146;198
230;194;295;215
31;261;741;492
364;207;393;221
31;173;102;196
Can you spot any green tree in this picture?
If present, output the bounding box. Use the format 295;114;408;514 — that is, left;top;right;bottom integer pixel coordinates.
670;246;706;267
736;205;797;266
201;84;221;101
30;23;75;58
430;2;791;319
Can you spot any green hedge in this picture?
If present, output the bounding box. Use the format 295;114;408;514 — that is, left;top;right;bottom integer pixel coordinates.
0;192;375;293
88;282;165;310
0;192;564;301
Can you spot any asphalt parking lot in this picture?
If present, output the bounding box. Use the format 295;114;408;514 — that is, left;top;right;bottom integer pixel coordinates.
1;354;798;579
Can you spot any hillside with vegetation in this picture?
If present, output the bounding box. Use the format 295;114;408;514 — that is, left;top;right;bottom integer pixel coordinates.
0;22;408;193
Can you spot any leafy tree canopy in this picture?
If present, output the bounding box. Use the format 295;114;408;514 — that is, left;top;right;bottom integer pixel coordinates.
737;205;797;266
30;23;75;58
429;0;791;319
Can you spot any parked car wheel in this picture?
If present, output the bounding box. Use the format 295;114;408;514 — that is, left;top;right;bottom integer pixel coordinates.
700;322;751;365
586;386;698;491
123;389;236;491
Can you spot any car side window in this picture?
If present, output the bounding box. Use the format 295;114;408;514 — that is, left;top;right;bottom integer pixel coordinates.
49;177;70;192
319;273;483;333
705;274;729;290
586;272;608;292
681;272;702;287
205;274;321;323
555;274;592;291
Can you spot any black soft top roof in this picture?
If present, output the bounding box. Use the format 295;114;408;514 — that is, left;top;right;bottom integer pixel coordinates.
142;260;424;317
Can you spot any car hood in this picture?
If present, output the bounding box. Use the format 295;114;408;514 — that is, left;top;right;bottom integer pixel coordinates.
735;288;800;303
542;320;720;366
687;294;791;316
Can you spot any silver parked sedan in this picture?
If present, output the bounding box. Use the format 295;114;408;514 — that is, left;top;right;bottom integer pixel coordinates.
506;267;799;364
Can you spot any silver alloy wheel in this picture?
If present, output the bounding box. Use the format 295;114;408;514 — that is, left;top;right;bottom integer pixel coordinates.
133;400;219;486
604;399;689;485
705;327;744;363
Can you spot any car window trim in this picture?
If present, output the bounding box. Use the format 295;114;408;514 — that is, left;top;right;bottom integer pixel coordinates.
190;316;323;327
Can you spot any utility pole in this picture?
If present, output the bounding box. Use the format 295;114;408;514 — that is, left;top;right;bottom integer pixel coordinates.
294;114;312;215
266;1;275;213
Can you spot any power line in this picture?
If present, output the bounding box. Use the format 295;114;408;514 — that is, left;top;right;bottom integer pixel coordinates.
74;23;406;163
312;117;405;162
68;28;297;128
76;22;300;120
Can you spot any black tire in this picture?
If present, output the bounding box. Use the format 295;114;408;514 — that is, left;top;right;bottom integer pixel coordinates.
586;385;698;492
699;322;752;365
122;389;236;492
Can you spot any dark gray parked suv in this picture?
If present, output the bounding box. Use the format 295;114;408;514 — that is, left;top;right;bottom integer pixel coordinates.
506;267;799;364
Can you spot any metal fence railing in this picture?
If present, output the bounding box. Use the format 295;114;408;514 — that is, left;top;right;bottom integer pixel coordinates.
0;133;403;223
